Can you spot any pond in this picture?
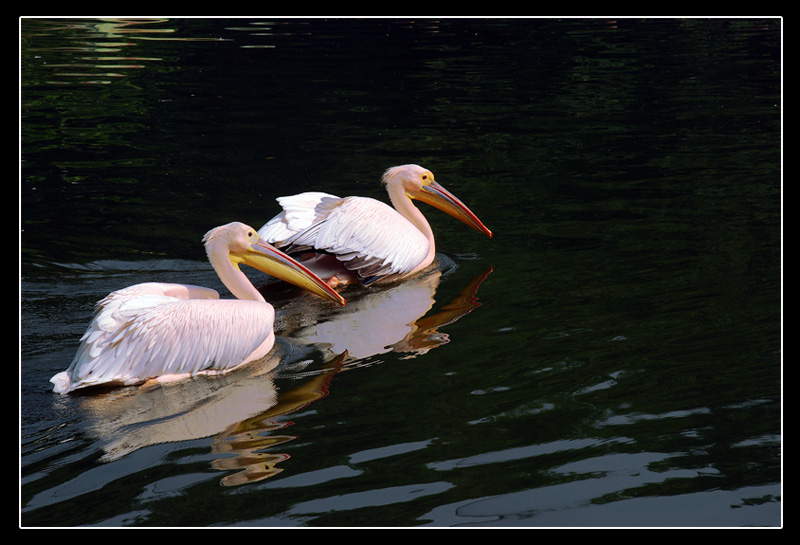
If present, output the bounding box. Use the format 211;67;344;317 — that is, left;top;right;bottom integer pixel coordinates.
20;17;781;527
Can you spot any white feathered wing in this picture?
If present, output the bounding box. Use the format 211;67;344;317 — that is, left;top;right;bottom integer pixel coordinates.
258;192;429;284
51;282;275;393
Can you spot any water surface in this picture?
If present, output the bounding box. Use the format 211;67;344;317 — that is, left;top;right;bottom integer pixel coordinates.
21;17;781;527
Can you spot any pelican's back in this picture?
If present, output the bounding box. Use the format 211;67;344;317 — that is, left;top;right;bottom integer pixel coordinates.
259;192;429;284
51;282;274;393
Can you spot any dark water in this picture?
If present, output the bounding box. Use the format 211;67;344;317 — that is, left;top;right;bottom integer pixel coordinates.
20;18;781;527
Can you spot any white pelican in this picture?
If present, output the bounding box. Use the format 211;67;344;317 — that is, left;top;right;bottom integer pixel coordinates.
258;164;493;286
50;222;345;394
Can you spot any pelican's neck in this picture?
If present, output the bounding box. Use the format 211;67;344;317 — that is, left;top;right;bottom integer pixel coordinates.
207;242;266;302
386;182;436;262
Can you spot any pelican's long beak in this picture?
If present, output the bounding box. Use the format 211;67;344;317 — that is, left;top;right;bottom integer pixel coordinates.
231;240;346;306
413;181;493;238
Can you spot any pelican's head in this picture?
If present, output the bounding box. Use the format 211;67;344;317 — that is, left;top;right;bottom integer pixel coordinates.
382;164;493;238
203;222;345;305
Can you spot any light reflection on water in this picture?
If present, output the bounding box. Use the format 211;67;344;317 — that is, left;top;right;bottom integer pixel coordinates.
23;19;173;85
21;17;781;527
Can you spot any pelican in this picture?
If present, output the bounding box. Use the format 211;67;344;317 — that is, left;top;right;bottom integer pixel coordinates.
50;222;345;394
258;164;492;286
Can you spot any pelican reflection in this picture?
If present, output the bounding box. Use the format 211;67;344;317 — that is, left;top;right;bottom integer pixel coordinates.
78;345;342;479
272;258;494;364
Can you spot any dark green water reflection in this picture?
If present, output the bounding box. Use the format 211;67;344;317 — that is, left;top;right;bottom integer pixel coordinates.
21;18;781;527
